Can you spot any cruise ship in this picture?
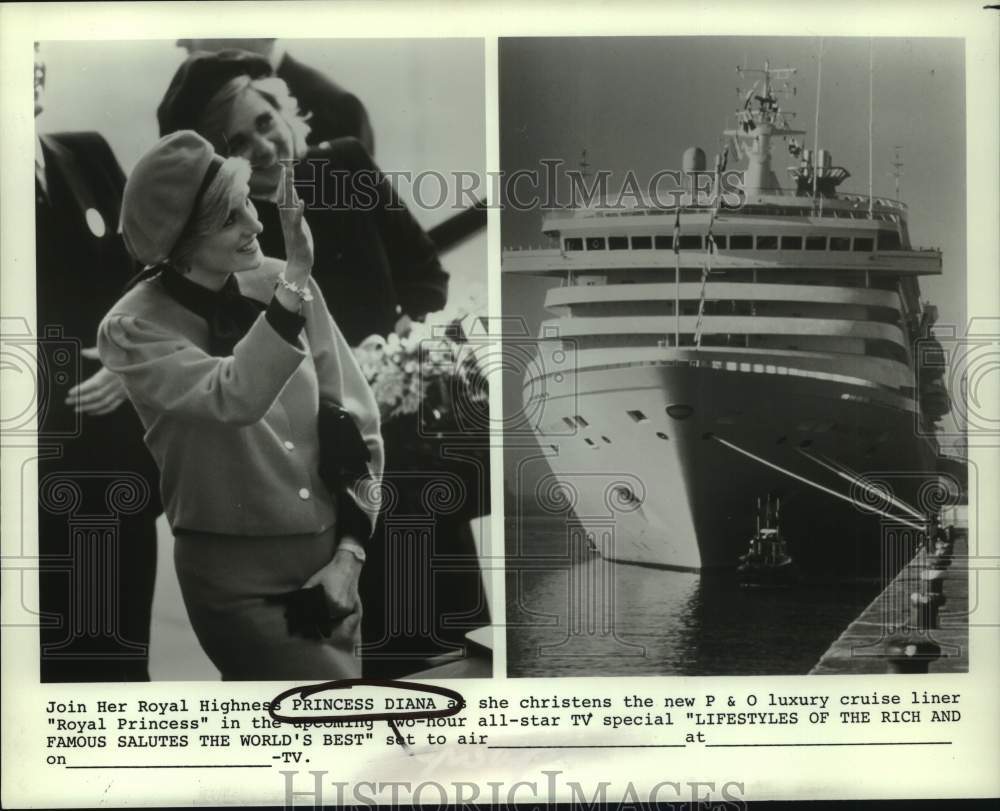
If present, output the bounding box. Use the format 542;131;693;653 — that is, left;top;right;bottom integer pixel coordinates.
503;63;951;573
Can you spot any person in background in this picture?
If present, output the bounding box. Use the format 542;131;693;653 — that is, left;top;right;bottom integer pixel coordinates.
157;48;448;345
34;42;161;681
98;132;383;679
175;38;375;155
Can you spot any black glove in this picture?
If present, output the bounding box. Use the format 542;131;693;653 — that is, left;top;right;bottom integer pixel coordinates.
267;584;350;639
317;402;372;493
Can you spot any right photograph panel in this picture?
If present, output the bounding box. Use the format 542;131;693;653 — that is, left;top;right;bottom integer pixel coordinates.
500;36;969;677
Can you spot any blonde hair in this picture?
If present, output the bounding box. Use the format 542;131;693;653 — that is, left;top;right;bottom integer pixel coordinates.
170;156;253;269
196;75;310;159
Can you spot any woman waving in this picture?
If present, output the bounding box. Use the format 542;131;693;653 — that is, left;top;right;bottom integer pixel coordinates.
98;131;383;680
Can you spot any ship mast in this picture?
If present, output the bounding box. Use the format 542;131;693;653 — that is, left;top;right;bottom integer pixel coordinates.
725;61;804;196
573;148;593;208
890;145;904;200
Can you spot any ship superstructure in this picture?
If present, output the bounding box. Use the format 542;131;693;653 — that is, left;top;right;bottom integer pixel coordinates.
504;62;949;571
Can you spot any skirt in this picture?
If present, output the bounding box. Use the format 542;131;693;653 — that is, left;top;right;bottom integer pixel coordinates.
173;526;361;681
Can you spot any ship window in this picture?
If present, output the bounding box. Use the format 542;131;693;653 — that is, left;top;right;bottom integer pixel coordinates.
780;235;803;250
609;236;629;250
602;436;612;444
853;237;874;252
656;431;669;440
561;417;576;428
712;235;728;250
574;415;589;427
678;235;702;250
730;234;753;249
627;410;648;423
654;235;673;250
584;438;596;446
666;404;694;419
829;236;851;251
756;235;779;250
877;230;902;250
586;237;606;251
805;235;827;250
631;236;652;249
564;238;583;251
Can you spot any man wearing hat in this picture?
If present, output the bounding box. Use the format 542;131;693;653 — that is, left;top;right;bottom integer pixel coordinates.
175;38;375;155
34;43;160;682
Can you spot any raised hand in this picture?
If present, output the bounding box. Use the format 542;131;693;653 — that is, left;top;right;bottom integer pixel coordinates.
276;163;313;283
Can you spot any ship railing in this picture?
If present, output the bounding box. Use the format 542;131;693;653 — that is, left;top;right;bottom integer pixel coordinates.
540;190;908;221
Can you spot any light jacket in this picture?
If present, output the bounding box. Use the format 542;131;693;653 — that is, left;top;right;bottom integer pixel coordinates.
97;260;384;537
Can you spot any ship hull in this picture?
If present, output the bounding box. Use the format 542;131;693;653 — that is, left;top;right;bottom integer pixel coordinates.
528;359;939;574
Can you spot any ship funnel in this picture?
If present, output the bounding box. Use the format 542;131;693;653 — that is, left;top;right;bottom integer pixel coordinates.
682;146;707;173
682;147;707;196
818;149;832;171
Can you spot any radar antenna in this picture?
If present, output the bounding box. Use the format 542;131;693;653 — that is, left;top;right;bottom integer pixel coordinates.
726;60;804;195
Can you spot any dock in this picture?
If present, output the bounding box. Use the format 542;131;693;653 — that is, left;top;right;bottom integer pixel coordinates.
811;512;968;675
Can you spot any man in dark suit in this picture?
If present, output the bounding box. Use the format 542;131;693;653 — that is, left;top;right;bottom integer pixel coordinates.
176;38;375;154
35;44;160;681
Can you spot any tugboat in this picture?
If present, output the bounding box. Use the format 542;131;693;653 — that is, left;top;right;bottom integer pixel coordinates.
737;493;798;588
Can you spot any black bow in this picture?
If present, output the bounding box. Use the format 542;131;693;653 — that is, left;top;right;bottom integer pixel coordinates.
157;267;266;356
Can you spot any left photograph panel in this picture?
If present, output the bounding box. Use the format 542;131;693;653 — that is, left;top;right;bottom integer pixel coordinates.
32;38;491;682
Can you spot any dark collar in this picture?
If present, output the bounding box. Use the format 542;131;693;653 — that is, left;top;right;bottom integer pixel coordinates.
158;265;240;319
156;266;266;356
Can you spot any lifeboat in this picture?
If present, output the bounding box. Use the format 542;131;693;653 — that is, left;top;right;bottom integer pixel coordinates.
920;379;951;419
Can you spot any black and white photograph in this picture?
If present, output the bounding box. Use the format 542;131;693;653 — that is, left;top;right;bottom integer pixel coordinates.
2;3;999;809
30;36;491;683
501;36;970;677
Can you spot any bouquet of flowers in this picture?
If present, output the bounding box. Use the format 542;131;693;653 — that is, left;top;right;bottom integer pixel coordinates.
354;316;488;426
353;304;490;518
